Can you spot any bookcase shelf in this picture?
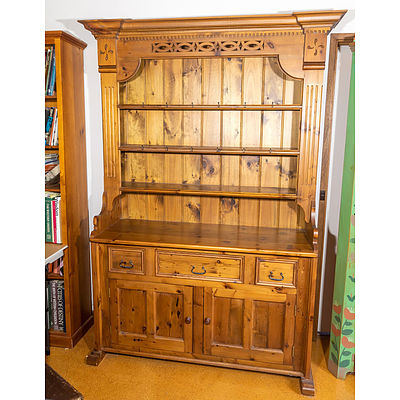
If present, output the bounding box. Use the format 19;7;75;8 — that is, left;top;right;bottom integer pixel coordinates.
45;31;92;349
45;184;60;193
120;182;298;199
119;144;299;156
45;146;59;152
118;104;302;111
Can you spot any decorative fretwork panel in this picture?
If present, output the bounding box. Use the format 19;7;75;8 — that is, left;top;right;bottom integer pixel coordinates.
152;40;265;54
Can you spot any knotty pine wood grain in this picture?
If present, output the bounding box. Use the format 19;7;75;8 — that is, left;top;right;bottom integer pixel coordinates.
91;219;316;257
120;57;303;230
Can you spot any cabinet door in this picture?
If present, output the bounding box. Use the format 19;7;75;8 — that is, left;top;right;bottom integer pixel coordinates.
109;280;193;353
204;287;295;365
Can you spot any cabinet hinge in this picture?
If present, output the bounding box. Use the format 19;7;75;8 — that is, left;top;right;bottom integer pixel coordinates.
320;190;326;201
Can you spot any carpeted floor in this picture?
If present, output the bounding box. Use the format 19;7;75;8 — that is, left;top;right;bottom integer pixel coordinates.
46;328;354;400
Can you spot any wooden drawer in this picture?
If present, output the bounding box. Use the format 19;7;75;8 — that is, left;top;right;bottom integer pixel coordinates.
108;246;144;275
256;258;297;287
156;250;244;283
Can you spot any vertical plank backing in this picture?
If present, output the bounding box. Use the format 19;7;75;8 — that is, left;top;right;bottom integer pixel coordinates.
163;59;183;222
201;58;221;224
183;59;202;223
221;57;242;225
145;59;164;221
240;58;263;227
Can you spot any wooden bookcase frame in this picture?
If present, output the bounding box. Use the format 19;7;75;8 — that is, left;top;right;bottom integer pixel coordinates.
79;11;346;395
45;31;93;348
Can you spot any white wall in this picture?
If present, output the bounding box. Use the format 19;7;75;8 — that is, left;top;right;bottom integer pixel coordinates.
45;1;355;329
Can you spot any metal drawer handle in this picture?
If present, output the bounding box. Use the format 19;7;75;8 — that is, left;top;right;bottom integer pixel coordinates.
268;271;284;281
191;265;206;275
120;260;134;269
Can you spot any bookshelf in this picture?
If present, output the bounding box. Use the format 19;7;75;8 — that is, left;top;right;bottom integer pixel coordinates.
45;31;92;348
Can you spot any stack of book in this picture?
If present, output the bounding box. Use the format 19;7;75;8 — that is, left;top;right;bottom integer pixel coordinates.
45;107;58;146
45;45;56;96
45;154;60;186
45;280;65;332
46;256;64;277
45;192;62;243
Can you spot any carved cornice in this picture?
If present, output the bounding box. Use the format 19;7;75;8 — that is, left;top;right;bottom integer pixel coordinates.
79;10;346;39
293;10;347;32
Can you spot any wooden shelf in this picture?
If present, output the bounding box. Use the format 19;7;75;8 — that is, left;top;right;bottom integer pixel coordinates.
118;104;302;111
46;146;59;152
119;145;299;156
45;94;57;101
120;182;298;199
91;219;316;257
45;184;60;192
46;274;64;280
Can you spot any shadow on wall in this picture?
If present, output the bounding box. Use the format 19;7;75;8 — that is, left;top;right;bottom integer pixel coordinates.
319;229;337;335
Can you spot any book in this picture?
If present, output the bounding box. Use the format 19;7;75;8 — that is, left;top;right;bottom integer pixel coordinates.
45;281;51;330
55;197;61;244
52;198;57;243
48;108;58;145
47;49;56;96
56;281;66;332
45;47;53;95
45;164;60;183
45;196;52;242
59;256;64;276
45;192;61;243
45;107;54;134
50;281;59;330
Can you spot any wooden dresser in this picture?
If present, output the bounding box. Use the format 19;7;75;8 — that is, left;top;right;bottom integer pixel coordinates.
80;10;346;395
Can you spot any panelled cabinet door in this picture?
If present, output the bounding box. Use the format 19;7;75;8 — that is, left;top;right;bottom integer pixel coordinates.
204;287;295;365
109;280;193;353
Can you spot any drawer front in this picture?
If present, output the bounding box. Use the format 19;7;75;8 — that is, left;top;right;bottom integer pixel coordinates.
156;250;244;283
256;258;297;287
108;246;144;275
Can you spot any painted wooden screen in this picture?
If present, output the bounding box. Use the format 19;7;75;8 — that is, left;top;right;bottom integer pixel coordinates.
328;50;355;378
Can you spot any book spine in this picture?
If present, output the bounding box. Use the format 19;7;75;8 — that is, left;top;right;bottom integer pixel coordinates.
45;48;52;94
45;281;50;330
56;281;65;332
45;196;52;242
59;256;64;276
50;281;59;331
55;196;61;244
45;47;54;95
52;112;59;146
52;199;57;243
48;50;56;96
45;107;54;133
49;108;57;145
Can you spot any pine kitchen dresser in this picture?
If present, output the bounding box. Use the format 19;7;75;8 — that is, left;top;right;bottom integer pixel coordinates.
80;10;346;395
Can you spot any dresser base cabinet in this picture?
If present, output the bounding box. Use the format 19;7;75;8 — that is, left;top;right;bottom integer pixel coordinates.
88;241;318;395
80;10;347;396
